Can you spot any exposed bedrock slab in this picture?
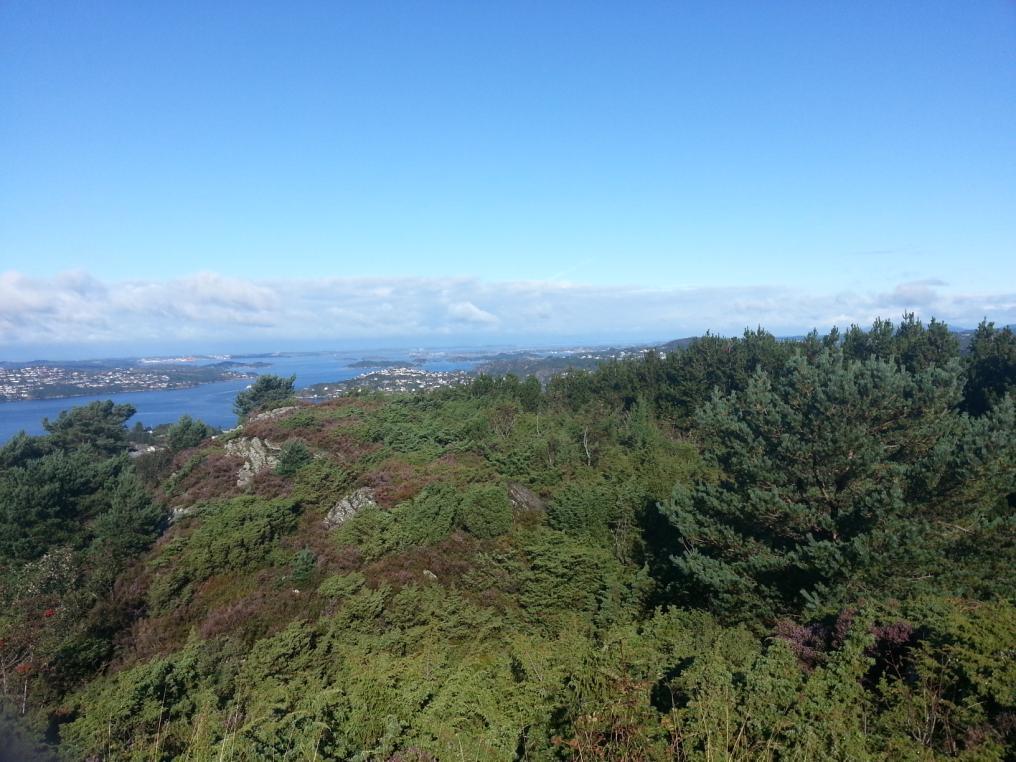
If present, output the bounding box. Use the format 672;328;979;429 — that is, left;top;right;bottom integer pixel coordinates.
324;487;378;528
225;436;281;487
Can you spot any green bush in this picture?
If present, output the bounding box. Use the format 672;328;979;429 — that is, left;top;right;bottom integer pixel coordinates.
166;414;212;451
148;496;300;611
290;548;316;583
317;570;365;599
8;316;1016;760
547;481;616;544
275;439;312;476
457;484;512;539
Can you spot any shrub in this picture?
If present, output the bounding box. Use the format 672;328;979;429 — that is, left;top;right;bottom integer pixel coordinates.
318;571;365;599
275;439;312;476
148;497;300;611
457;485;512;539
547;481;616;545
290;548;316;583
167;415;213;451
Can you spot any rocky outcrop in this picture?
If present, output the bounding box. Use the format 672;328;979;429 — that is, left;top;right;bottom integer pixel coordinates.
225;436;281;487
170;505;198;523
508;482;545;513
324;487;378;528
249;406;300;423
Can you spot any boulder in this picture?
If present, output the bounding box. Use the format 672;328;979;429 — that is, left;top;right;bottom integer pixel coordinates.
507;482;545;513
324;487;378;528
225;436;281;487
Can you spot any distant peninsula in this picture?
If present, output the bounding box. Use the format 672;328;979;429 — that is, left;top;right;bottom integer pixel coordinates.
300;367;469;399
0;360;253;402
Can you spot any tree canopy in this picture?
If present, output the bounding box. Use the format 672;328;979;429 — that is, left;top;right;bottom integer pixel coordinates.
42;400;136;456
232;374;296;420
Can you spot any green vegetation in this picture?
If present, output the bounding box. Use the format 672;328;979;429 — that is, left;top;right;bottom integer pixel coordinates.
233;373;297;420
1;315;1013;760
166;414;213;452
276;438;313;476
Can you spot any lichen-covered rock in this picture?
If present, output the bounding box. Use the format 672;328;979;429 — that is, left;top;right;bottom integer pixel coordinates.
170;505;198;523
224;436;281;487
248;406;300;424
508;482;545;513
324;487;378;528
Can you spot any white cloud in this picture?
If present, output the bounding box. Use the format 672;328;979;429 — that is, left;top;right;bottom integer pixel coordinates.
0;270;1013;353
446;301;499;325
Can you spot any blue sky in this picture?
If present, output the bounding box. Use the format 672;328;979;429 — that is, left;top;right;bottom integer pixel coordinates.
1;1;1014;355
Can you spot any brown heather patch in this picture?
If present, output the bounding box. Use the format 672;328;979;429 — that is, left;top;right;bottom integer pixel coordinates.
198;588;272;640
239;421;289;441
332;544;365;572
240;407;381;466
119;565;325;665
276;511;370;588
193;570;259;612
359;457;434;507
363;531;480;591
168;451;245;506
359;450;498;508
307;427;380;461
241;398;376;442
239;402;313;439
197;584;327;644
208;574;324;645
428;450;500;486
250;468;293;499
120;603;193;665
319;396;384;416
433;451;464;469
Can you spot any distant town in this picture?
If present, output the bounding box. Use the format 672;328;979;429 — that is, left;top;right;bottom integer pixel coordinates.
0;343;675;403
300;367;472;399
0;361;252;402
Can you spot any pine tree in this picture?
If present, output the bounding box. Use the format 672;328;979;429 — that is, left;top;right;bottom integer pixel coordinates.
963;320;1016;416
660;348;985;621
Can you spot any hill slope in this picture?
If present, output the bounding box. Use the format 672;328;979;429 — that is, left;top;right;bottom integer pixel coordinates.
2;317;1015;760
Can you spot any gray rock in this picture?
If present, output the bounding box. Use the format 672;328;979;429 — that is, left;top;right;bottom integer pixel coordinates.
507;482;545;513
225;436;281;487
170;506;197;523
128;444;164;459
324;487;378;528
249;406;300;423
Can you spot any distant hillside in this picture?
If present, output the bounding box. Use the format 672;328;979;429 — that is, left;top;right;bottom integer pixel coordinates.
477;323;995;384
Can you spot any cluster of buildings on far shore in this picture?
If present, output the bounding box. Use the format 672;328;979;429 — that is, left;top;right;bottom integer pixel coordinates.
0;365;181;401
301;367;471;400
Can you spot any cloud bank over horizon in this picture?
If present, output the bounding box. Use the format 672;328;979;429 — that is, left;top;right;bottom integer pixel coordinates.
2;270;1013;358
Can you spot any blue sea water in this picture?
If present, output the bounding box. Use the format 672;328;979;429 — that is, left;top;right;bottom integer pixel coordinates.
0;353;477;443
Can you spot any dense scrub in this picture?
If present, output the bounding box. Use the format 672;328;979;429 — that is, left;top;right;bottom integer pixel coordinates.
1;316;1014;760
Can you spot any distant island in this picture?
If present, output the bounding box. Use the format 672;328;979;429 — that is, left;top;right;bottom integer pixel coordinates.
346;359;420;369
